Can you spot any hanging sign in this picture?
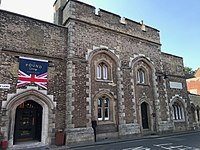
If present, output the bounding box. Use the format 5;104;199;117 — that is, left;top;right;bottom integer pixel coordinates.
17;57;48;89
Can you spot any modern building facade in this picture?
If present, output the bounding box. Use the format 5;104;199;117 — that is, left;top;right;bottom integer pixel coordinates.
0;0;194;148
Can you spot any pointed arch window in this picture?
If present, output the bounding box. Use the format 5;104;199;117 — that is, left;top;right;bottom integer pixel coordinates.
97;65;102;79
98;96;110;121
196;106;200;122
96;62;109;80
137;69;145;84
191;106;196;122
102;65;108;79
172;102;184;120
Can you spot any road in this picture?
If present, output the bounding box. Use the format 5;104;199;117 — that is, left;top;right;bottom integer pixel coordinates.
69;132;200;150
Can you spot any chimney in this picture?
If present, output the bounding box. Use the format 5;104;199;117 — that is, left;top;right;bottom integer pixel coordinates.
140;20;146;32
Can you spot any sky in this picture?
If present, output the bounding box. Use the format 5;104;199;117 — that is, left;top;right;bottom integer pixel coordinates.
1;0;199;70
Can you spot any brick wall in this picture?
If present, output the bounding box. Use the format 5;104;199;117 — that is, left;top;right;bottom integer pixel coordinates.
187;78;200;95
0;0;194;146
0;10;68;130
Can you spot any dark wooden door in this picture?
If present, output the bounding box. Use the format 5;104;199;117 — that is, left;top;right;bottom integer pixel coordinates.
14;100;42;144
141;102;149;129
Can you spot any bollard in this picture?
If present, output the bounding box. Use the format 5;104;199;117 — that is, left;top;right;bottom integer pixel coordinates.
91;120;97;142
55;131;65;146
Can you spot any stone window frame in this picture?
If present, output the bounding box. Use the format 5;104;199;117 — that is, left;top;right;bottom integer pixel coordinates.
173;102;184;120
137;68;145;84
93;92;116;125
95;59;113;82
135;64;150;86
96;62;109;80
97;95;110;121
171;100;185;122
130;56;155;87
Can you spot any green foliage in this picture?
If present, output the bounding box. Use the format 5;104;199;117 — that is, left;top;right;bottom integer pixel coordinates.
184;67;195;78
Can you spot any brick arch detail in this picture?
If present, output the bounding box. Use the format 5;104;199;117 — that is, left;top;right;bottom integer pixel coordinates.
130;55;155;71
87;48;120;67
92;90;117;124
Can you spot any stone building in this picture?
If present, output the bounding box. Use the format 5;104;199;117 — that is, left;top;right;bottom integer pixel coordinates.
188;94;200;129
0;0;194;148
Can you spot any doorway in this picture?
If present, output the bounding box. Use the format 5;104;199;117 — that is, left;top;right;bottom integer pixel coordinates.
14;100;43;144
141;102;149;129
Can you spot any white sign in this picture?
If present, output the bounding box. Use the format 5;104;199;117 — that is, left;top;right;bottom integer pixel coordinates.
154;143;193;149
169;82;183;89
0;84;10;89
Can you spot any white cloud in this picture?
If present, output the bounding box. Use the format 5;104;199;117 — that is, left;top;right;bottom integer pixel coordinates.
1;0;54;22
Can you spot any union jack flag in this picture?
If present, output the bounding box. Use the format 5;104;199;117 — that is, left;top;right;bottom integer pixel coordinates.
17;57;48;89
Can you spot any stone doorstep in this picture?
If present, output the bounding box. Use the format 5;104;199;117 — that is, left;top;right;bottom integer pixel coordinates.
8;144;70;150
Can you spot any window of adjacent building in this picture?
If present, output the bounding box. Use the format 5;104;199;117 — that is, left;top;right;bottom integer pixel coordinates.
98;96;109;121
173;102;184;120
197;108;200;122
189;89;197;94
191;106;196;122
96;62;109;80
137;69;145;84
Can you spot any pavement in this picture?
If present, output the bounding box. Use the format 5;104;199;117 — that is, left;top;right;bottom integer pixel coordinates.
67;130;200;150
6;129;200;150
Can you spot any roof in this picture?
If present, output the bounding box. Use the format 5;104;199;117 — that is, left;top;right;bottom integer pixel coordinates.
194;68;200;78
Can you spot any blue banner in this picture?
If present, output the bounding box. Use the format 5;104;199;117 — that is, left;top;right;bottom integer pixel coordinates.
17;57;48;89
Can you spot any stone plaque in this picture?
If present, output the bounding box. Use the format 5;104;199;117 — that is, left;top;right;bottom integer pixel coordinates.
169;81;183;89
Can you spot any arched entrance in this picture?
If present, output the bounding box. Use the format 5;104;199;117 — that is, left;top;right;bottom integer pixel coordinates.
1;87;56;148
141;102;149;129
14;100;43;144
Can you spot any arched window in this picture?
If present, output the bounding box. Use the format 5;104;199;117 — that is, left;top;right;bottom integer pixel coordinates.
137;69;145;84
172;102;184;120
191;106;196;122
97;64;102;79
102;65;108;79
98;96;110;121
96;62;109;80
197;107;200;122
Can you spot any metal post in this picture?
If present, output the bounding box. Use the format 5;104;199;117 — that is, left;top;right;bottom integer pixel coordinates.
91;120;97;142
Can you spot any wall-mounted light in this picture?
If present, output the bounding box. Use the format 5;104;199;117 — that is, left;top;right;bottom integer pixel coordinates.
164;74;168;79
